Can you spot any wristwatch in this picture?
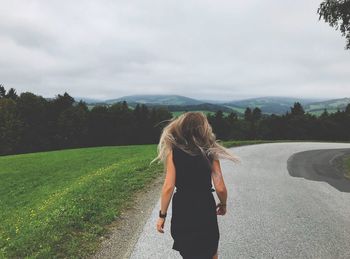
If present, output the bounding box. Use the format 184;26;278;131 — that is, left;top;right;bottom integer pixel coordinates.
159;210;167;218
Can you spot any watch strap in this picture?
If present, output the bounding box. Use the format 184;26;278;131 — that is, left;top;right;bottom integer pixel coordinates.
159;210;167;218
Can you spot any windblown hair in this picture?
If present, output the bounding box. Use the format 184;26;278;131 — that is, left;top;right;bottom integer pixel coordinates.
150;111;241;168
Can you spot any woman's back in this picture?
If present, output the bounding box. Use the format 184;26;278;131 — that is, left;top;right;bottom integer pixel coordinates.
170;145;219;257
172;145;214;194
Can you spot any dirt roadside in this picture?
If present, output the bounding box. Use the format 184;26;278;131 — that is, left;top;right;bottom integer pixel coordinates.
92;173;164;259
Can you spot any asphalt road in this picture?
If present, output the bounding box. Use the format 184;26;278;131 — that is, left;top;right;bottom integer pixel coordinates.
130;142;350;259
287;148;350;192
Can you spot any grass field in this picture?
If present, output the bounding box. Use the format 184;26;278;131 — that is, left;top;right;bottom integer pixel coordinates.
0;145;164;258
0;140;290;258
221;139;275;148
343;155;350;179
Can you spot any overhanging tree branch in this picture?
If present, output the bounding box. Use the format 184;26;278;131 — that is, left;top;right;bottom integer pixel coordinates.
318;0;350;49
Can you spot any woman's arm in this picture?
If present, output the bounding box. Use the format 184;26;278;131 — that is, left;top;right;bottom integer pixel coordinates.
157;149;176;233
160;149;176;214
211;159;227;207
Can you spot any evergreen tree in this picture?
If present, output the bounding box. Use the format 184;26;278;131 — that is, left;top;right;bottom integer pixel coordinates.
0;98;23;154
244;107;253;121
320;108;329;119
252;107;262;121
17;92;49;152
290;102;305;116
345;103;350;114
0;84;6;98
6;88;18;100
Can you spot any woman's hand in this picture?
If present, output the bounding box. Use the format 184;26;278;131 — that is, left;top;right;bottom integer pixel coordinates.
156;217;166;233
216;203;227;215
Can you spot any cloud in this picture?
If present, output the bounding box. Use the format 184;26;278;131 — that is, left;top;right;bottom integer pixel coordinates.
0;0;349;100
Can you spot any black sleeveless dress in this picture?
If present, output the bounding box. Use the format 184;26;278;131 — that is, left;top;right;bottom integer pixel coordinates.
170;145;220;258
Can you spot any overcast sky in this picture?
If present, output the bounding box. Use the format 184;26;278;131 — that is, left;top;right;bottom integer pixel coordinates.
0;0;349;101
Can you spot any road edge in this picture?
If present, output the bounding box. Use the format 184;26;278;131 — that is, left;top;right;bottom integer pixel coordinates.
92;172;164;259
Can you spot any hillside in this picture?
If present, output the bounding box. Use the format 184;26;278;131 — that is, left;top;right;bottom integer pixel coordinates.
73;94;349;116
105;94;203;106
305;97;350;115
144;102;235;113
74;97;103;103
224;96;320;115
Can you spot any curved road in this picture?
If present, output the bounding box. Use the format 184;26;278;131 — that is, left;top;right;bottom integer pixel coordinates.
130;142;350;259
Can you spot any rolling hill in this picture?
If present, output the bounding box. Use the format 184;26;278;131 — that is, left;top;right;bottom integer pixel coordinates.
304;97;350;115
75;94;349;116
143;102;235;113
105;94;203;106
224;96;322;115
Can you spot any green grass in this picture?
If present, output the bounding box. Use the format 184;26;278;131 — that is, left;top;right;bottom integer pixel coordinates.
343;155;350;180
0;145;163;258
221;140;276;148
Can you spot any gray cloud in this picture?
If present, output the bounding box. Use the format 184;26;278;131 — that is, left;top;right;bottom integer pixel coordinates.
0;0;349;101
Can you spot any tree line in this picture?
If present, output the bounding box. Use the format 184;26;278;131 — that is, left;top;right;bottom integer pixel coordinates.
207;102;350;142
1;85;350;156
0;85;172;155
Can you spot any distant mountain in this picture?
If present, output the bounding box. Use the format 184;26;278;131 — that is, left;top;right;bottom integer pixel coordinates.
197;99;228;104
70;94;349;116
74;97;104;103
105;94;203;106
145;103;235;113
305;97;350;115
224;96;323;115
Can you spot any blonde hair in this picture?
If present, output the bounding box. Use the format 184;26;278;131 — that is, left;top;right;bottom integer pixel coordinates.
150;111;241;167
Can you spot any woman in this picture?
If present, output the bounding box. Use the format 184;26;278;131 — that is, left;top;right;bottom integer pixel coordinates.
151;111;240;259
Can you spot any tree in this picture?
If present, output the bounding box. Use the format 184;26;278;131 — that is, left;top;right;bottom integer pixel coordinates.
345;103;350;113
17;92;49;152
6;88;18;100
318;0;350;49
244;107;253;121
121;100;128;112
52;92;75;111
320;108;329;119
252;107;262;121
76;100;89;113
88;105;112;146
149;107;173;143
56;105;88;148
0;84;6;98
0;98;24;154
290;102;305;116
226;112;243;139
207;110;230;140
227;112;238;123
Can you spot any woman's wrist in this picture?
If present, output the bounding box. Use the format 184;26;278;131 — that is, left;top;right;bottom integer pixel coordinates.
159;210;167;218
